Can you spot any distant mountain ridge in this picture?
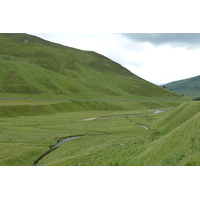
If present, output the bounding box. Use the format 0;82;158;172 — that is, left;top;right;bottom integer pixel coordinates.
164;75;200;98
0;33;181;100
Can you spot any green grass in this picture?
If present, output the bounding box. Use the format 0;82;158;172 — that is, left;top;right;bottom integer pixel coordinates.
155;101;200;135
164;75;200;98
128;101;200;166
0;108;153;166
0;33;184;100
0;100;199;166
130;110;200;166
0;98;182;117
0;98;186;166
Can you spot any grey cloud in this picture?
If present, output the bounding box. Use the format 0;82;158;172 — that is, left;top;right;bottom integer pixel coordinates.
120;33;200;48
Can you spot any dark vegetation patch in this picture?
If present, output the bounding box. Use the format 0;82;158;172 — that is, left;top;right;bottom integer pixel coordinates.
193;97;200;101
84;83;120;96
2;71;42;94
38;77;67;95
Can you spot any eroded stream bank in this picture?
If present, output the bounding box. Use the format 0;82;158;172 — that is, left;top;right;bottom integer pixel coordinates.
124;116;150;130
32;136;80;166
126;109;165;130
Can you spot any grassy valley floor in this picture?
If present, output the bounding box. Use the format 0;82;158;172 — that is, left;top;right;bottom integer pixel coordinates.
1;98;195;166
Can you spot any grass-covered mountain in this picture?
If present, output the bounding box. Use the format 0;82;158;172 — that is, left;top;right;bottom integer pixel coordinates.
0;33;181;100
164;75;200;98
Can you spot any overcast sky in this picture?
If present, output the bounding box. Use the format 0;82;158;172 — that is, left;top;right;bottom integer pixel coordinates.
29;33;200;85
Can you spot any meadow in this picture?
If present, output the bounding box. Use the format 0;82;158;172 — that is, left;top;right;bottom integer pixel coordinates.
1;98;194;166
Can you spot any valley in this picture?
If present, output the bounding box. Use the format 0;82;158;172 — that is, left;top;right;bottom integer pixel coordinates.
0;33;199;166
1;98;198;166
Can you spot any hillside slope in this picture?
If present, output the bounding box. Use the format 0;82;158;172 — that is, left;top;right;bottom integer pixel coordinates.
164;75;200;98
131;101;200;165
0;33;181;100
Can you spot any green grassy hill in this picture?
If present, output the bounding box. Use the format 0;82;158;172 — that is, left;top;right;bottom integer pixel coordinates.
0;33;182;100
130;101;200;166
164;75;200;98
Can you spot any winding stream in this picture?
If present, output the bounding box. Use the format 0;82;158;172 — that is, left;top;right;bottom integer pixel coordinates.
126;109;165;130
81;109;165;130
32;136;80;166
32;109;165;166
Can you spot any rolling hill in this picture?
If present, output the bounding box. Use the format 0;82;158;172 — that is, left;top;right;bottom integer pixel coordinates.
0;33;182;100
130;101;200;166
164;75;200;98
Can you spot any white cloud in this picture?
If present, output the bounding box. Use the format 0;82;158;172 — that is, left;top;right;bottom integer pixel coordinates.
122;43;200;84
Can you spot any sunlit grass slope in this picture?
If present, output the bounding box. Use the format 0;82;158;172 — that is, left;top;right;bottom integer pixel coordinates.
0;33;182;100
156;101;200;135
130;101;200;166
0;101;198;166
34;101;200;166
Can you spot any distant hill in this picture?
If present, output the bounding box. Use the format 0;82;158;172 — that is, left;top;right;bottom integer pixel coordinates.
164;75;200;98
0;33;182;100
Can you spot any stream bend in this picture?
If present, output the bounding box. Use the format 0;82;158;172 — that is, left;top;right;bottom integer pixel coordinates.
81;109;165;130
32;136;80;166
32;109;165;166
